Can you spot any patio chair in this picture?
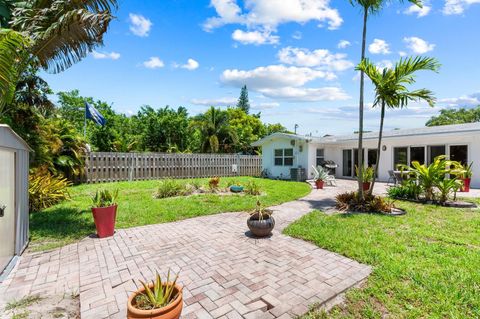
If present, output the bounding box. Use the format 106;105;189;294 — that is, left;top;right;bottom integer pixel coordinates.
387;170;397;186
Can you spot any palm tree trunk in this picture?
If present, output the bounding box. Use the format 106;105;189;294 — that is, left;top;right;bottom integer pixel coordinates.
369;100;385;195
357;8;368;200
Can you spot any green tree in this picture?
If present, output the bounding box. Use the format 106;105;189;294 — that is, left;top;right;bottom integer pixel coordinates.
226;108;265;153
237;85;250;114
191;107;238;153
426;106;480;126
349;0;422;199
357;56;439;193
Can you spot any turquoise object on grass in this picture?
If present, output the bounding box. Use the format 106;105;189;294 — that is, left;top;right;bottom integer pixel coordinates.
230;185;244;193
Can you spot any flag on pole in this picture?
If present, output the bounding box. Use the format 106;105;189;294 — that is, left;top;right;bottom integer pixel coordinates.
85;102;106;126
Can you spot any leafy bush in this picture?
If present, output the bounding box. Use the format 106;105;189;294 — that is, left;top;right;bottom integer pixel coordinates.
436;178;462;203
208;177;220;191
154;179;184;199
245;180;261;195
336;191;394;213
92;189;118;207
29;167;71;212
387;179;422;200
355;165;375;182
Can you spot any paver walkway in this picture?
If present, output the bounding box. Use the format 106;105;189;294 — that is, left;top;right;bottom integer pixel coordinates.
0;180;371;319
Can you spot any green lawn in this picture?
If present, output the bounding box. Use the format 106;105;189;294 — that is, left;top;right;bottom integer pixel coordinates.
284;201;480;319
30;177;310;251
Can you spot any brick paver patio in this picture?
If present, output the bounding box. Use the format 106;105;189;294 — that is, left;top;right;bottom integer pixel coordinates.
0;180;373;318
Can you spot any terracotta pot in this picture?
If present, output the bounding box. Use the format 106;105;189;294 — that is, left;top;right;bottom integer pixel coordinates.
127;283;183;319
91;205;117;238
247;215;275;237
362;182;371;191
461;178;471;192
315;180;324;189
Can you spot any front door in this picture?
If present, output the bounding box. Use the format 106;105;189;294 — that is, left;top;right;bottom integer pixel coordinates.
0;148;15;273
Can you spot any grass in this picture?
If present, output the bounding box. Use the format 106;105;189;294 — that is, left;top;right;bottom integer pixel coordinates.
30;176;310;251
5;295;42;311
284;200;480;319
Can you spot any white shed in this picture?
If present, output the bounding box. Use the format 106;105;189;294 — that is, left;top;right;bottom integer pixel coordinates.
0;124;31;275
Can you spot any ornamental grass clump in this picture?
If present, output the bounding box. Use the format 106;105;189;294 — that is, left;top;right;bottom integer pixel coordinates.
29;167;72;212
154;179;184;199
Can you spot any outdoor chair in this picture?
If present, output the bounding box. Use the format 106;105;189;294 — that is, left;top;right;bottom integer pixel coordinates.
387;170;397;186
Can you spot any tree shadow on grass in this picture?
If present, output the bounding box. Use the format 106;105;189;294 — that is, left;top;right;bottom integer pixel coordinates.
30;207;95;243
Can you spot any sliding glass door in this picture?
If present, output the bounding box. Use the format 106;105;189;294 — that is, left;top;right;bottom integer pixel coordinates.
450;145;468;165
343;149;352;177
393;147;408;169
428;145;446;164
410;146;425;164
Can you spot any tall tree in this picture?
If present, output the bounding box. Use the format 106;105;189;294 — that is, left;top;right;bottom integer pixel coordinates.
426;106;480;126
357;56;439;193
349;0;422;200
237;85;250;114
191;107;238;153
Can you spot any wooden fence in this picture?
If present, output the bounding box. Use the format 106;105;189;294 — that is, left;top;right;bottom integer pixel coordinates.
82;152;262;183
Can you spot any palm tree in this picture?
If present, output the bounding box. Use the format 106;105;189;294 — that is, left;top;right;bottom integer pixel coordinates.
0;0;117;107
192;107;238;153
356;56;440;193
349;0;422;200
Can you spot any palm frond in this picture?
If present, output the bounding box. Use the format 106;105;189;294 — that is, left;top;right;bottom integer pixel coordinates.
0;28;29;109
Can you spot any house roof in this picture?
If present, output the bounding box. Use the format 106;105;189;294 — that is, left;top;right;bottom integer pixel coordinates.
0;124;33;152
252;122;480;146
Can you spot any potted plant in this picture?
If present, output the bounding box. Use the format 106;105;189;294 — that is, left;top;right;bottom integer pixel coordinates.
128;270;182;319
91;189;118;238
356;166;374;191
314;166;329;189
460;162;473;192
247;200;275;237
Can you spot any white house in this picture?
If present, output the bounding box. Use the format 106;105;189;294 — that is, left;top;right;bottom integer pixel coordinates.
252;122;480;188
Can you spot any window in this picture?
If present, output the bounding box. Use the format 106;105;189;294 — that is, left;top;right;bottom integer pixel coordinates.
428;145;446;164
343;149;352;177
316;149;325;166
393;147;408;168
410;146;425;165
450;145;468;166
274;148;293;166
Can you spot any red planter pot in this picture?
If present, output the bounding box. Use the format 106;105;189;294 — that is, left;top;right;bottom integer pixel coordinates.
362;182;371;191
315;180;324;189
91;205;117;238
461;178;471;192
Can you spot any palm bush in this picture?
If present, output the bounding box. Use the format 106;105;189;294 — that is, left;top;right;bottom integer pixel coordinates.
387;179;423;200
29;167;71;212
154;179;185;199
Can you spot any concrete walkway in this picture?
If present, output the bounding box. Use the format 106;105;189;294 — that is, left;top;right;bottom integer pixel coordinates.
1;181;371;319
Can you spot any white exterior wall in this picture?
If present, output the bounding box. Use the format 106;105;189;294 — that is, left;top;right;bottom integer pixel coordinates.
261;137;309;179
259;131;480;188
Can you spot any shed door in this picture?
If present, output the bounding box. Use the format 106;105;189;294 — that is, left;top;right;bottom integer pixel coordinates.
0;148;15;273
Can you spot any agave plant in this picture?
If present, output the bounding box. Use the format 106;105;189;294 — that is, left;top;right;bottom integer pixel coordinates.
313;165;329;181
135;270;179;310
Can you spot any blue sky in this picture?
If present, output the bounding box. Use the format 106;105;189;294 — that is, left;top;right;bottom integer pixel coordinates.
42;0;480;136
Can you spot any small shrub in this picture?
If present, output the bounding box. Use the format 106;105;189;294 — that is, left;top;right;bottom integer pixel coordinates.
336;191;394;213
387;179;422;200
208;177;220;192
188;179;202;190
249;200;272;220
154;179;184;199
245;180;261;195
226;179;241;187
29;167;71;212
92;189;118;207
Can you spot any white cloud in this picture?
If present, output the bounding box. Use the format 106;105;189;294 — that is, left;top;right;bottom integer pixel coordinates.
292;31;302;40
232;29;279;45
438;93;480;107
191;97;237;106
129;13;152;37
259;87;350;102
443;0;480;15
404;36;435;54
278;47;354;71
221;65;335;90
398;51;408;57
91;51;121;60
337;40;351;49
252;102;280;110
178;58;200;70
368;39;391;55
376;60;393;70
404;3;431;17
203;0;343;33
143;57;164;69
